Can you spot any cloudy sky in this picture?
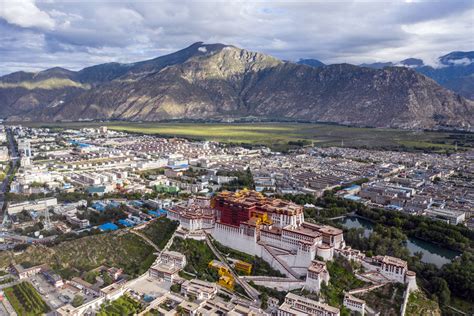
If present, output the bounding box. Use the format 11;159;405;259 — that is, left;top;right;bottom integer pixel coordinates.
0;0;473;74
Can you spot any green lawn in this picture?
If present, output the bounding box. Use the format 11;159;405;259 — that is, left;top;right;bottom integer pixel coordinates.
24;121;473;152
4;282;50;316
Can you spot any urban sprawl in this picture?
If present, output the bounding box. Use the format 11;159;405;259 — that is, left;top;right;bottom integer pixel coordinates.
0;125;472;316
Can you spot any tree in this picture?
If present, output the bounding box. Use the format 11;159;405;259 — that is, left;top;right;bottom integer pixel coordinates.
260;292;269;310
431;277;450;306
170;283;181;293
84;271;97;284
101;272;113;286
71;295;84;307
442;251;474;301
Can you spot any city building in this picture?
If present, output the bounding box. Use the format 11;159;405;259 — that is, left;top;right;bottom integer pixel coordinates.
7;197;58;215
424;207;466;225
181;279;218;300
278;292;340;316
148;251;187;282
10;263;45;279
305;260;330;293
167;202;215;232
364;255;417;291
343;293;366;316
42;269;64;287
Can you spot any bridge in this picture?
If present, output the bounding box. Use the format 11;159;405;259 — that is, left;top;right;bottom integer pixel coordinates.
328;211;355;221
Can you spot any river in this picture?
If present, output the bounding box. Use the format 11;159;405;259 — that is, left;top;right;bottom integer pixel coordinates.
339;216;460;268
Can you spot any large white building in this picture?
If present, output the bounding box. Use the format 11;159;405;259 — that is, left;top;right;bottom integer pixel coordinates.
0;146;9;161
278;293;340;316
148;250;187;283
170;191;345;279
167;203;215;232
364;255;417;292
424;207;466;225
181;279;218;301
343;294;366;316
7;197;57;215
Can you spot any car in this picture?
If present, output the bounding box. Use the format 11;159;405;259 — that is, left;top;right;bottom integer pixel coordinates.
58;295;71;303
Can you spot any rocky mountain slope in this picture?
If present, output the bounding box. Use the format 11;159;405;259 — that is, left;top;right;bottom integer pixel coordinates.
360;51;474;100
1;42;473;129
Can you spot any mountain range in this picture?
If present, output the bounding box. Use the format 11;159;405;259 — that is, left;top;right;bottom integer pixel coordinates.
358;51;474;100
0;42;473;129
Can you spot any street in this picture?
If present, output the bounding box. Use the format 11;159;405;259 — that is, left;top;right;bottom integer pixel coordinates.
0;127;19;223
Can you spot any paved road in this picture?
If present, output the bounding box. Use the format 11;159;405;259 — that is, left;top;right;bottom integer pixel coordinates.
0;128;19;222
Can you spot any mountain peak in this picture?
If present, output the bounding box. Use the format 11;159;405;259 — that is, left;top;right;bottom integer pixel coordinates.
439;51;474;66
399;58;424;67
175;42;235;57
1;43;472;129
297;59;325;67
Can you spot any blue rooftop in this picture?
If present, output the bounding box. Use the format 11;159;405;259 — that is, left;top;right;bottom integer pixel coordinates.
132;200;144;207
345;184;361;190
99;223;118;231
69;140;91;148
167;164;189;169
118;219;134;227
92;202;106;212
108;201;121;208
87;186;106;194
149;209;167;217
344;194;361;201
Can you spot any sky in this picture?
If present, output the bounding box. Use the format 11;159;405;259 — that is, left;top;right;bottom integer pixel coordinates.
0;0;473;75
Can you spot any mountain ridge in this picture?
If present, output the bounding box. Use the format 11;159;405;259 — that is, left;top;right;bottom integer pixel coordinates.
356;51;474;100
1;43;473;129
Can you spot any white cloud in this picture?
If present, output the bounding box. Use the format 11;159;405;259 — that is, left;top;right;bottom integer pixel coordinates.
0;0;55;29
0;0;473;74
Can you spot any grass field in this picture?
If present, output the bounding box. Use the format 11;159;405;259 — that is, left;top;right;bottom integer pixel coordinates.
26;121;473;152
141;218;179;249
4;281;50;316
0;231;156;278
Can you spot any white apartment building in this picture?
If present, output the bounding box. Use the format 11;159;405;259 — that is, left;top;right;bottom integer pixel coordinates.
278;293;340;316
424;207;466;225
343;294;365;316
7;197;57;215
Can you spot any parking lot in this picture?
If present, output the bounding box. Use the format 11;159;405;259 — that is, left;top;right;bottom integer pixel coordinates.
126;275;169;298
29;274;96;310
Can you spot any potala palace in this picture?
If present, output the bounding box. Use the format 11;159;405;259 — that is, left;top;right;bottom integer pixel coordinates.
168;190;418;294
